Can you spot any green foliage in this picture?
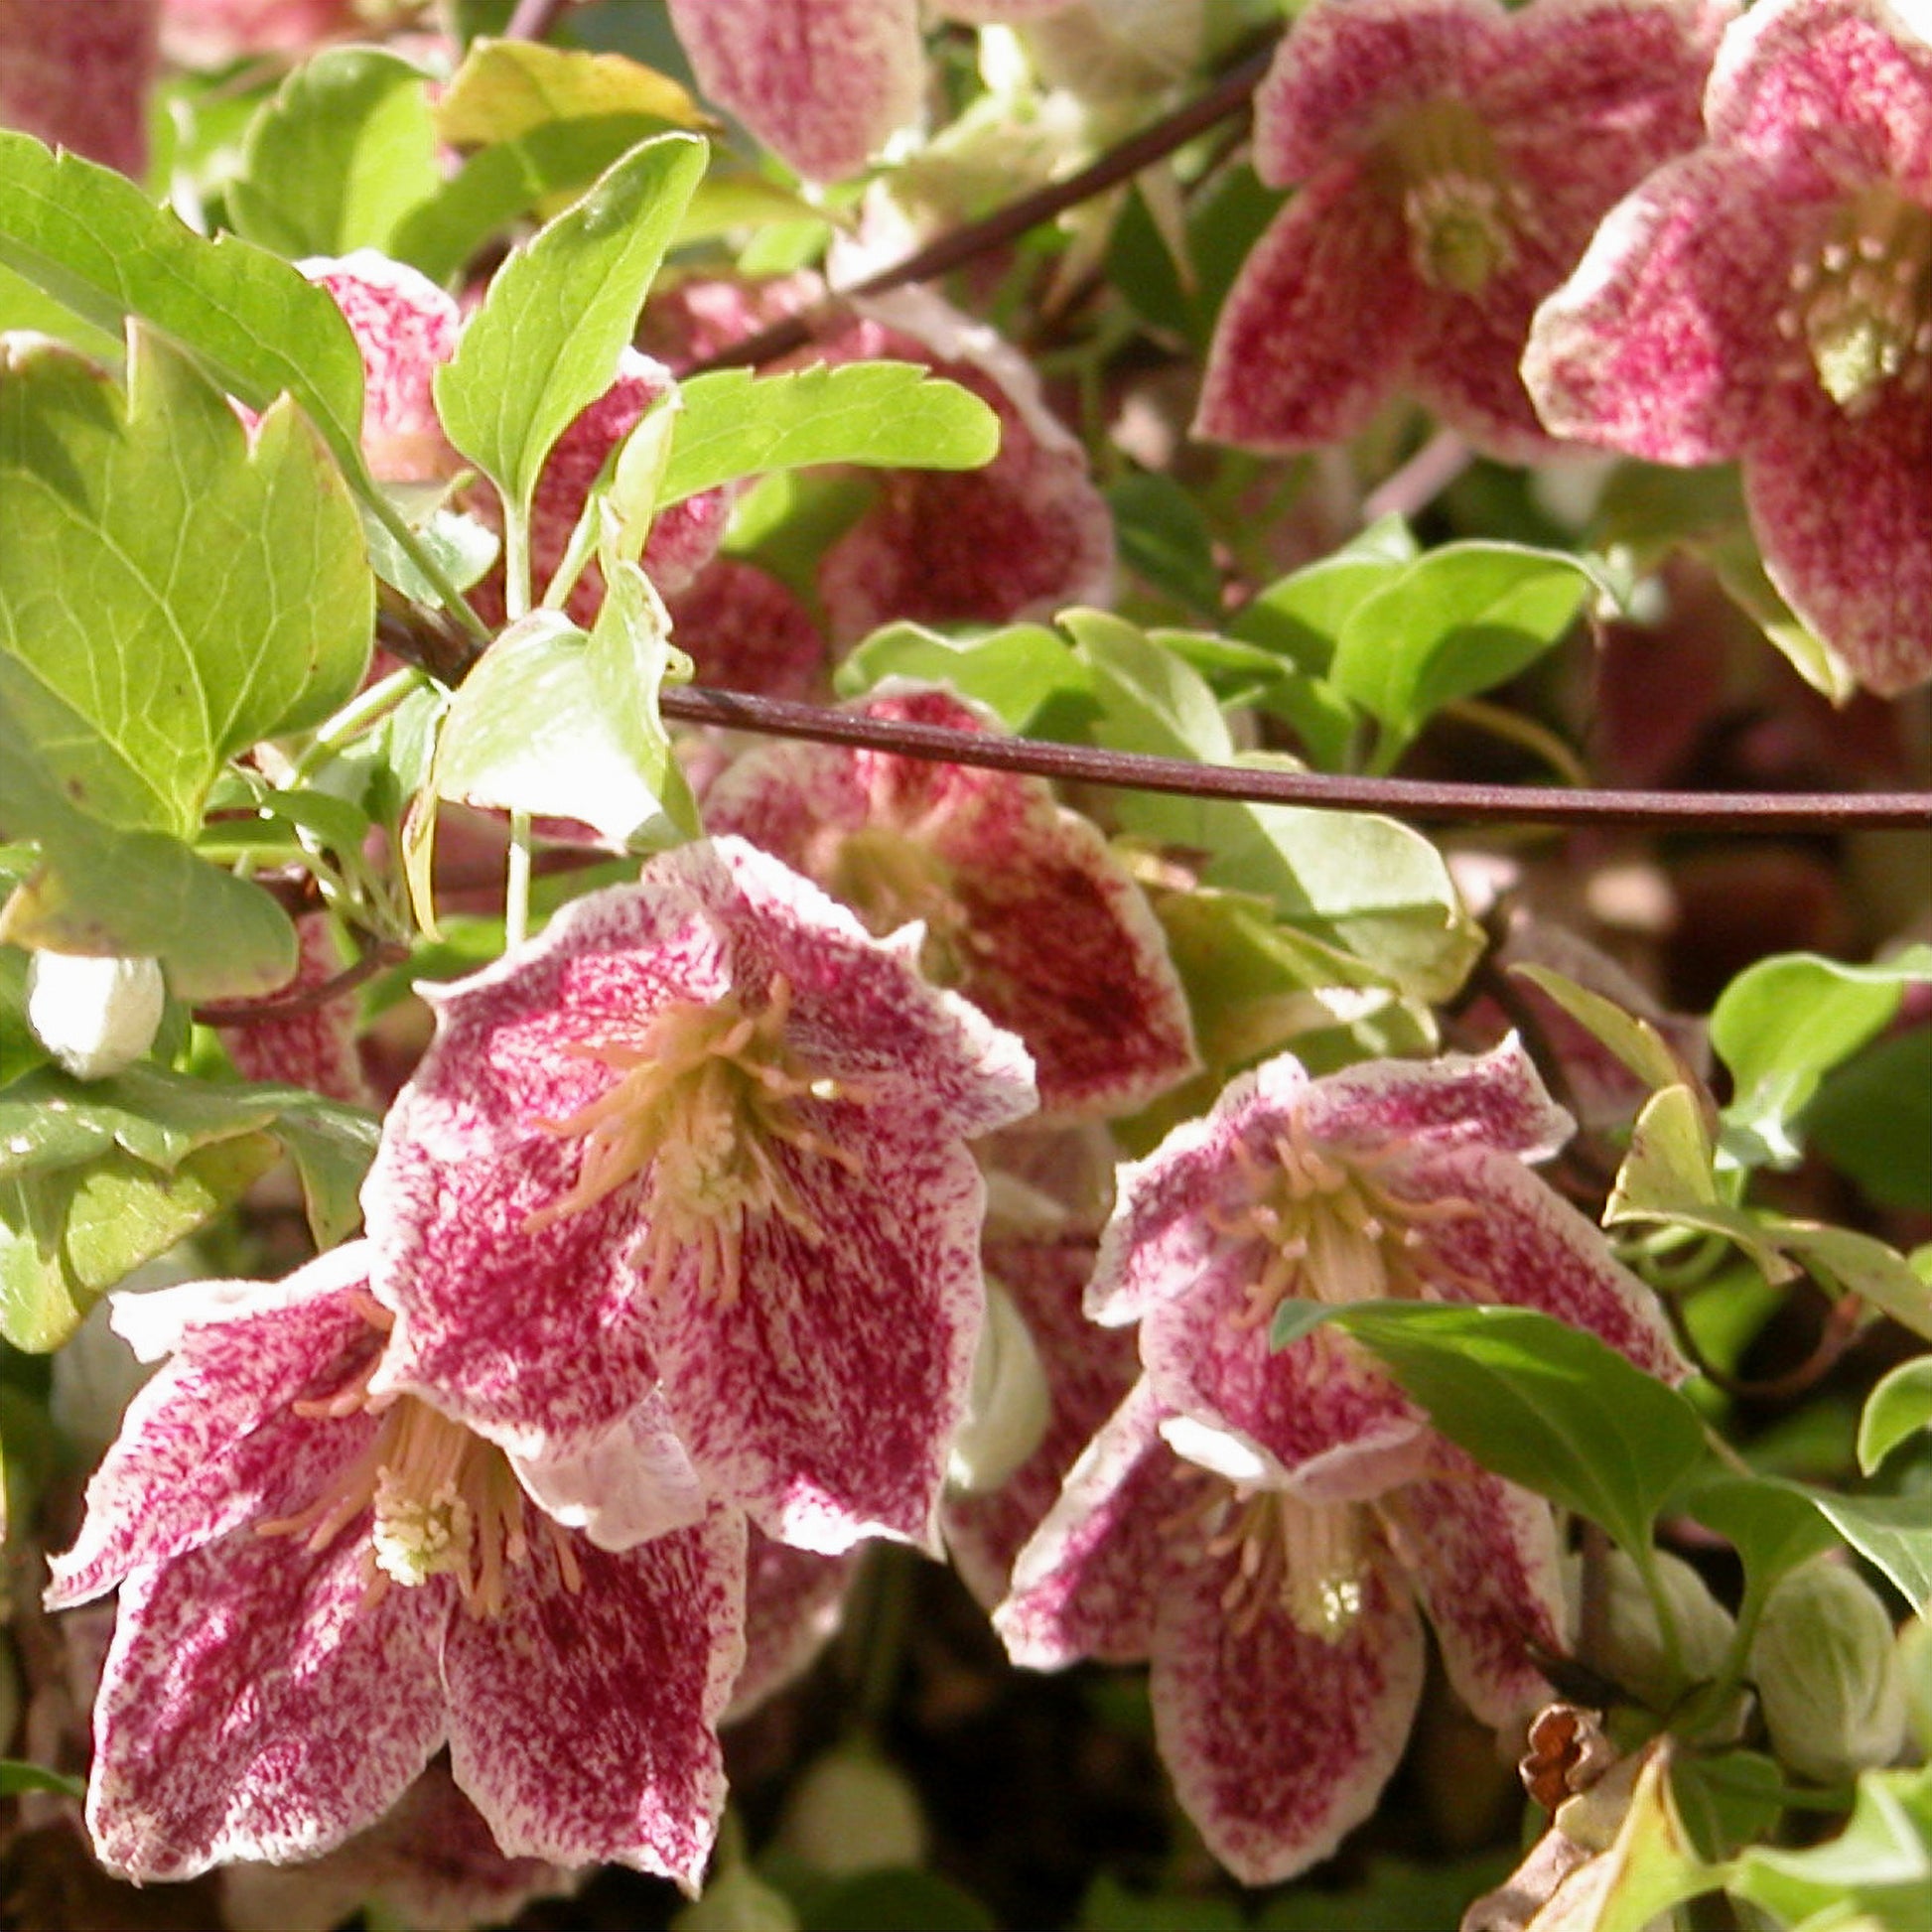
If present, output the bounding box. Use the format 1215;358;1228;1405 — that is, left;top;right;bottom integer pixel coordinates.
659;363;1001;508
434;130;707;585
0;1760;86;1800
1729;1762;1932;1931
1806;1026;1932;1213
226;48;440;259
1109;471;1223;620
1860;1358;1932;1476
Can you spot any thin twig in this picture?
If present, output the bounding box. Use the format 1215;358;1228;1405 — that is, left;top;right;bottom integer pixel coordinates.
688;43;1277;373
195;938;410;1028
658;685;1932;831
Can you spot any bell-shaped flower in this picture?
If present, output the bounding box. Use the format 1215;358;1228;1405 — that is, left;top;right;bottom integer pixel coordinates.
361;836;1037;1555
664;0;1079;183
215;912;376;1108
46;1243;748;1888
304;252;728;615
1195;0;1729;461
996;1378;1566;1885
1088;1038;1686;1498
0;0;157;177
1525;0;1932;695
703;685;1196;1119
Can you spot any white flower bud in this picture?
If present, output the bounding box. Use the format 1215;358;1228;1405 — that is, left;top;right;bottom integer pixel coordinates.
946;1282;1049;1495
25;952;165;1080
1568;1549;1736;1710
1750;1560;1909;1784
776;1745;926;1875
672;1862;800;1932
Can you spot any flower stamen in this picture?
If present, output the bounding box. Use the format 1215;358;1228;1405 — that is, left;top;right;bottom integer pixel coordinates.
1377;97;1524;294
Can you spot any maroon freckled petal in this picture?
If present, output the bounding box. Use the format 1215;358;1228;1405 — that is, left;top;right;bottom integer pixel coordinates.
1151;1532;1425;1886
216;911;375;1107
665;0;922;183
666;558;829;701
84;1528;446;1881
443;1506;746;1888
0;0;158;177
729;1529;863;1721
510;1391;708;1553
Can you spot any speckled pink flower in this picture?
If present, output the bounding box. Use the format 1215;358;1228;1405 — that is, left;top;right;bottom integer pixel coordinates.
1525;0;1932;694
216;913;375;1109
1195;0;1729;461
703;685;1195;1119
304;252;728;616
361;837;1037;1556
0;0;158;178
995;1377;1565;1885
665;0;1079;183
46;1244;747;1888
1089;1037;1687;1499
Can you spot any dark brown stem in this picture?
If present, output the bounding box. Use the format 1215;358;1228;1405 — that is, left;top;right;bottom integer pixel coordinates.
500;0;575;43
688;42;1277;373
658;685;1932;831
195;938;410;1028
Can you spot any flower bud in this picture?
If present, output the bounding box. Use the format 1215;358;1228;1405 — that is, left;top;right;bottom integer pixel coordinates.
672;1861;800;1932
946;1282;1049;1495
1568;1549;1735;1710
25;952;165;1080
1750;1560;1908;1784
776;1744;926;1875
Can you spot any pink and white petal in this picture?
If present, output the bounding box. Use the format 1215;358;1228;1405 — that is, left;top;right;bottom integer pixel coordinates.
728;1530;862;1721
1297;1035;1576;1163
665;558;829;700
84;1529;447;1880
1411;264;1575;461
995;1379;1190;1668
1253;0;1501;187
1141;1277;1429;1494
1708;0;1932;191
163;0;359;64
1194;173;1430;454
49;1258;381;1606
1523;150;1817;464
510;1391;708;1553
217;911;375;1107
1378;1450;1565;1727
652;1133;991;1553
443;1506;747;1888
1742;377;1932;697
1397;1145;1690;1380
304;252;461;483
945;1235;1140;1606
0;0;158;178
666;0;922;183
1150;1540;1426;1886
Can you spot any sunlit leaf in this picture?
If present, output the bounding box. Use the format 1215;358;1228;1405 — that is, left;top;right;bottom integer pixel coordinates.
1860;1358;1932;1476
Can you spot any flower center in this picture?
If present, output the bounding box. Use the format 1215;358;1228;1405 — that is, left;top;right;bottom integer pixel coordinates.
1210;1112;1477;1331
1189;1479;1375;1643
825;826;975;989
257;1329;581;1619
524;976;867;1304
1780;182;1932;414
1377;97;1523;295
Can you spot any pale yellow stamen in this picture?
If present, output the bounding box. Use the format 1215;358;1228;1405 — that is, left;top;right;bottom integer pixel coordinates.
1182;1478;1375;1643
1778;182;1932;412
826;826;979;989
522;976;870;1306
1376;97;1527;294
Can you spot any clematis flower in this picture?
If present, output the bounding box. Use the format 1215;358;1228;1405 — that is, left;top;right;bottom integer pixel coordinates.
1088;1037;1686;1497
995;1377;1566;1884
215;912;376;1109
1524;0;1932;695
1194;0;1729;461
703;685;1195;1119
304;252;729;617
361;836;1037;1555
665;0;1079;183
46;1243;747;1887
0;0;158;178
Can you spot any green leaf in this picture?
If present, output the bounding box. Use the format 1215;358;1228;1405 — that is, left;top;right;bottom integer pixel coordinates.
434;130;707;540
1587;1748;1729;1932
227;48;440;258
1678;1473;1839;1636
1806;1028;1932;1213
1327;541;1592;764
1860;1358;1932;1476
0;330;372;839
657;362;1000;509
1272;1300;1710;1560
1065;607;1235;764
0;1759;85;1800
1108;472;1222;619
1231;545;1412;679
1251;1854;1513;1932
1712;948;1932;1168
1729;1764;1932;1931
1608;1084;1723;1220
792;1868;996;1932
436;36;707;146
833;621;1096;735
1078;1874;1247;1932
1670;1751;1791;1863
1509;962;1692;1097
430;566;696;849
0;130;368;480
1790;1479;1932;1613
